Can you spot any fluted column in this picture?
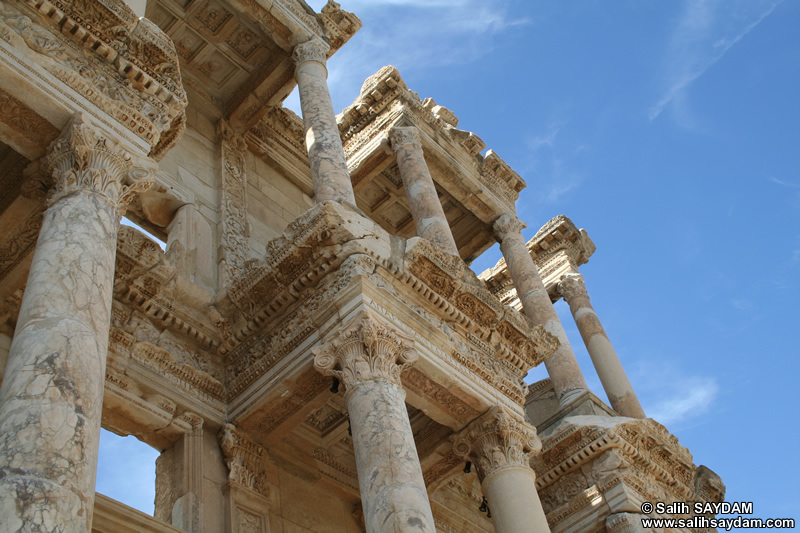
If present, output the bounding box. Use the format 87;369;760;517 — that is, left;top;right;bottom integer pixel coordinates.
494;215;588;405
453;406;550;533
558;273;645;418
292;39;356;205
0;114;154;532
389;126;459;256
313;311;435;533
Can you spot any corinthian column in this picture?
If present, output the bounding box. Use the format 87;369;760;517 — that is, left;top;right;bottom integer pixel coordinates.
389;126;459;256
453;406;550;533
494;215;588;405
0;114;153;532
313;311;436;533
558;273;645;418
292;39;356;205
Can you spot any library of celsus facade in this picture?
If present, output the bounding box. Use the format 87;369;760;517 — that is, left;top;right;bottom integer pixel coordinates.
0;0;725;531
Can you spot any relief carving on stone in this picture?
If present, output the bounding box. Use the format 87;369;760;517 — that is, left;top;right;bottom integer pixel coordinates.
453;406;542;481
45;114;154;214
313;309;417;390
218;423;269;497
557;272;588;303
217;119;250;286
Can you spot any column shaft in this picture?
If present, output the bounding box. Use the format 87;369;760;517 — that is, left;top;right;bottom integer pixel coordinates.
347;379;435;533
390;127;459;255
494;215;588;404
559;274;645;418
293;40;356;205
0;115;152;532
482;467;550;533
313;311;436;533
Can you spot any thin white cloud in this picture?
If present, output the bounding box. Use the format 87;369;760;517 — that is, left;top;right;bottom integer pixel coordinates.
769;176;800;188
649;0;782;121
292;0;530;114
646;376;719;426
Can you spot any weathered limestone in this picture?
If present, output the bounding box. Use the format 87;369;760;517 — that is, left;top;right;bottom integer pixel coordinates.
217;119;250;286
494;215;589;405
558;273;645;419
389;126;459;256
292;39;356;205
0;114;153;532
453;406;550;533
313;311;436;533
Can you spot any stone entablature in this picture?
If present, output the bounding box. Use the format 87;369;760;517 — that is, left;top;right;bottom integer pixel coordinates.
0;0;187;158
215;201;557;411
481;214;596;307
532;415;725;531
336;65;526;262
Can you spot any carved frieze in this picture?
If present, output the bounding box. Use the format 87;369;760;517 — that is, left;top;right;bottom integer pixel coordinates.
217;119;250;286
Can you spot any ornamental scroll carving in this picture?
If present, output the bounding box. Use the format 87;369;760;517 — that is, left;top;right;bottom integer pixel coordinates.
452;406;542;481
557;273;588;303
493;214;527;243
389;126;422;153
217;119;250;285
218;423;268;497
312;310;418;391
291;38;328;66
44;113;154;214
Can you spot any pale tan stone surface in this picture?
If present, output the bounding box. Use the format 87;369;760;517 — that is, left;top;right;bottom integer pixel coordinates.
0;115;153;532
389;126;459;256
453;406;550;532
494;215;589;405
293;40;356;206
558;273;645;419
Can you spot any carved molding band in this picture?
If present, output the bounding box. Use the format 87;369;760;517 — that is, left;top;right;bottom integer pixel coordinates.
312;310;418;391
217;119;250;285
453;406;542;481
44;114;154;213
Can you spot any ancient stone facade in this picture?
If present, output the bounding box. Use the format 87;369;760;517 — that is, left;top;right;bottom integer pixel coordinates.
0;0;723;532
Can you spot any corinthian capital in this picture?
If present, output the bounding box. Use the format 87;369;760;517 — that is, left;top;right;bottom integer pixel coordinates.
558;272;588;303
452;406;541;481
44;114;154;213
493;214;527;242
292;38;329;67
312;310;418;391
389;126;422;153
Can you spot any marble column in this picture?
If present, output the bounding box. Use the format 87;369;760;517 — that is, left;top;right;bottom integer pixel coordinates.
0;114;153;532
292;39;356;206
389;126;459;256
494;214;588;405
453;406;550;533
313;311;436;533
558;273;645;419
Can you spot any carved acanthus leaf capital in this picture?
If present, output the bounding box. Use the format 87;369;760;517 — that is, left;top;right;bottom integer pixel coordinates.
218;423;269;496
292;38;329;67
557;272;588;303
493;214;527;243
452;406;541;481
389;126;422;153
44;114;154;213
605;513;644;533
312;310;418;391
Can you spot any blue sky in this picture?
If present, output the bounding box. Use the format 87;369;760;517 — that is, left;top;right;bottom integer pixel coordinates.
101;0;799;524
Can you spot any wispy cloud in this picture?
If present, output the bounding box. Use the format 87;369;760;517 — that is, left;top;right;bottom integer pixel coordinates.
287;0;530;114
646;375;719;426
649;0;782;122
520;122;587;205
